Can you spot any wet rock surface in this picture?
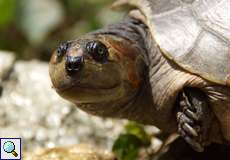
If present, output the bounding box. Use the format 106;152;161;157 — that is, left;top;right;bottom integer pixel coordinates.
0;51;125;152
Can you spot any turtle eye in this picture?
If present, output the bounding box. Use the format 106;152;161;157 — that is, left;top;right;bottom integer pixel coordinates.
57;42;70;59
86;40;108;63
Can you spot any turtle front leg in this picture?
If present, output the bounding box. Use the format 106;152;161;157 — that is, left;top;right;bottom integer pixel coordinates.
176;88;213;152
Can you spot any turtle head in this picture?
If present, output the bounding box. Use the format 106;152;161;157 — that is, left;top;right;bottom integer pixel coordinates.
49;34;147;116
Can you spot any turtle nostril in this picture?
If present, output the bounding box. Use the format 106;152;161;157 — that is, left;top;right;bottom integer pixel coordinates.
65;56;84;75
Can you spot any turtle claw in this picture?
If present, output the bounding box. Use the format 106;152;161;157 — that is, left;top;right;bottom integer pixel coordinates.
183;134;204;152
178;125;204;152
183;123;198;137
176;88;211;152
177;111;203;152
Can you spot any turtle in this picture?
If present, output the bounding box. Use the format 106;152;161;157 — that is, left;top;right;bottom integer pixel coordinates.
49;0;230;152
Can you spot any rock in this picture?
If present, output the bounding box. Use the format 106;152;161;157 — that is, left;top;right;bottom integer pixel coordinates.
0;51;125;152
0;51;15;82
23;144;115;160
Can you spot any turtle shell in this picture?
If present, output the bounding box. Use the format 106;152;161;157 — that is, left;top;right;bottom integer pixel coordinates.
113;0;230;86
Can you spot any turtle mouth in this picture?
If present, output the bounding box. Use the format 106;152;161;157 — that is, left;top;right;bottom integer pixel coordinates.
54;80;124;104
51;59;122;94
75;84;141;118
55;81;121;93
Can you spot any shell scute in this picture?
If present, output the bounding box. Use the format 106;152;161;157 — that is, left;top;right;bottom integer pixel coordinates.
114;0;230;85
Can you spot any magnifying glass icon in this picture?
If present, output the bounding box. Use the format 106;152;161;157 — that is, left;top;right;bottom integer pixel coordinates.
3;141;18;157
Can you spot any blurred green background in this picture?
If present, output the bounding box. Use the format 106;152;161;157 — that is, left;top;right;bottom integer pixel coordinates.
0;0;123;61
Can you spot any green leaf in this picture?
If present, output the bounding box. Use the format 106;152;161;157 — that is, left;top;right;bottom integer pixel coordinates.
112;134;142;160
0;0;16;27
125;122;151;146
